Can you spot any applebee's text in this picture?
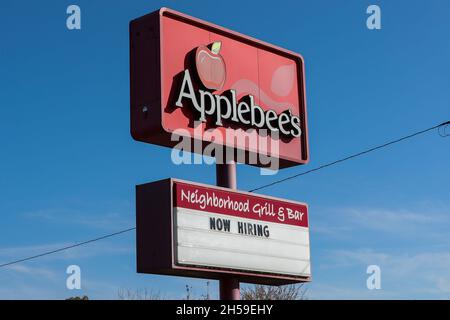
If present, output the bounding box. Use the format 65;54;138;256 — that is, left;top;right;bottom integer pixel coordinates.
176;69;302;138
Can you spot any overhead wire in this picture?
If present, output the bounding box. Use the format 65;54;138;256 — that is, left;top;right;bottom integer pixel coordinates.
0;121;448;269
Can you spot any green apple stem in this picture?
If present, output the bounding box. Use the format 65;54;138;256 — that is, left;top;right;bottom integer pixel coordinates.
211;41;222;54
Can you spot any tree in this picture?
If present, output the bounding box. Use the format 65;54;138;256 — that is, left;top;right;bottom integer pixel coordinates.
66;295;89;300
117;288;164;300
241;284;307;300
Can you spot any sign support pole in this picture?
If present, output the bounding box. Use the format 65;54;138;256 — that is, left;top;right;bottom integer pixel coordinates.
216;160;240;300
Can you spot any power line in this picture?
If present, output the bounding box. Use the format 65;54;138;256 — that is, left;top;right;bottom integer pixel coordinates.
248;121;449;192
0;121;448;269
0;227;136;268
438;122;450;137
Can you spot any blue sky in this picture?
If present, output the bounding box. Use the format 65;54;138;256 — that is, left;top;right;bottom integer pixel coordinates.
0;0;449;299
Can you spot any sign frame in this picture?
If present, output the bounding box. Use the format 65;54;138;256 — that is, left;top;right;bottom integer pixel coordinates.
130;7;309;168
136;178;312;285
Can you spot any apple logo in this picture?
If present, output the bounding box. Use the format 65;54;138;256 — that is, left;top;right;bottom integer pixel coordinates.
195;41;226;91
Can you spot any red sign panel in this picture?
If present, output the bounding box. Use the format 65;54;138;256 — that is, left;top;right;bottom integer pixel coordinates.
174;182;308;228
130;8;309;168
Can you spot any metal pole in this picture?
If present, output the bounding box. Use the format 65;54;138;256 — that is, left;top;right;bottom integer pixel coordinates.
216;161;240;300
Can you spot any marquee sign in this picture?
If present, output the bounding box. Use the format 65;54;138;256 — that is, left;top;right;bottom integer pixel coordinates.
136;178;311;284
130;7;309;168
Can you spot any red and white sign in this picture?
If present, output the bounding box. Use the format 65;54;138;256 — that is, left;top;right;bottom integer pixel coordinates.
130;8;309;168
136;178;311;283
174;182;311;277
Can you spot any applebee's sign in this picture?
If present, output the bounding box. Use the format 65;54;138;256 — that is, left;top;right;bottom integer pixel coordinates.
130;7;309;168
175;42;302;138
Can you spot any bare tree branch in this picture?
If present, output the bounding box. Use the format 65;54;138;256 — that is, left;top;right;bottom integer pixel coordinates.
241;284;307;300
